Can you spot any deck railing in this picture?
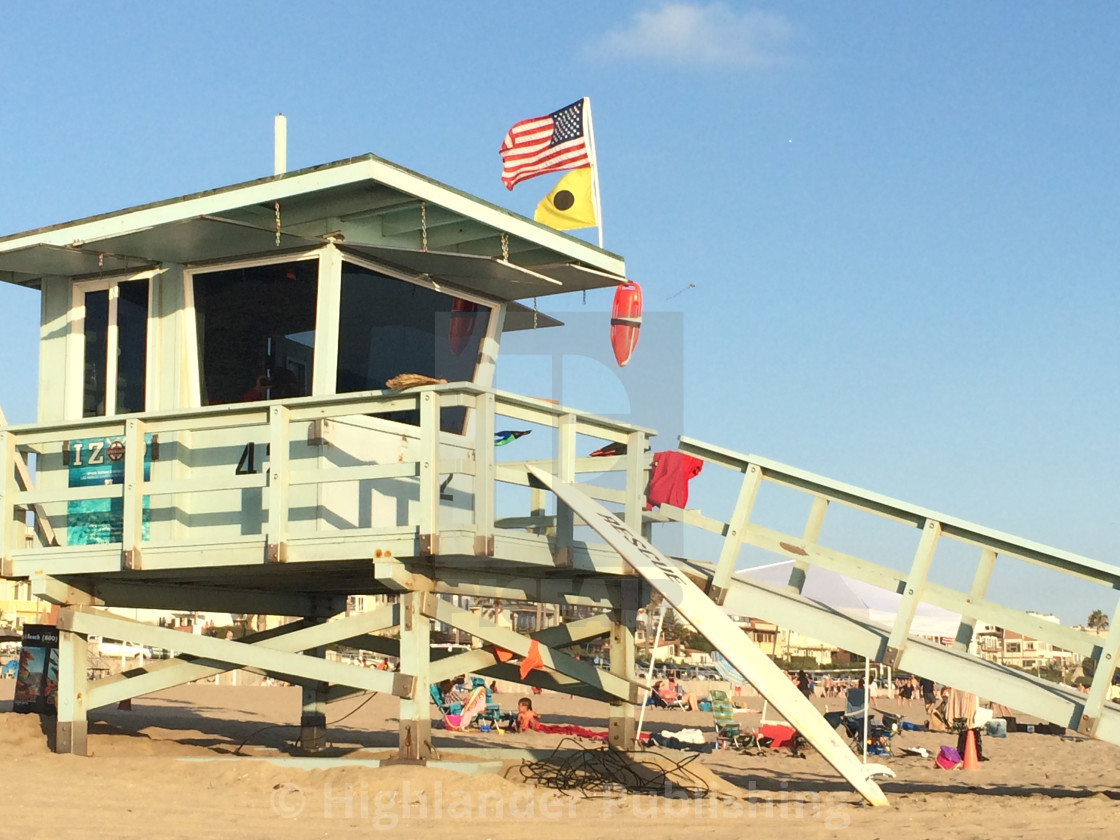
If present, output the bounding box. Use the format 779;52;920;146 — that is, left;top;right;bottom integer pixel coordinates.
0;384;654;577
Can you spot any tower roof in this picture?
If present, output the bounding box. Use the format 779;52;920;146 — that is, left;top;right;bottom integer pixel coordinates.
0;154;626;301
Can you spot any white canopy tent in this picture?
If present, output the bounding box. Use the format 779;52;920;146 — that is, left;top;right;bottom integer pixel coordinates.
735;561;962;639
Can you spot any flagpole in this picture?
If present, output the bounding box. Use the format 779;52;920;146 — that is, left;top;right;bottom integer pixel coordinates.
583;96;604;248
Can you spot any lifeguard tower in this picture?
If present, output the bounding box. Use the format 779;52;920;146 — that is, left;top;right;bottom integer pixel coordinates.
1;151;1118;809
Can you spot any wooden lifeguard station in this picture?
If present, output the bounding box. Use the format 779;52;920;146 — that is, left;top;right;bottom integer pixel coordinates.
3;150;1119;808
0;151;663;747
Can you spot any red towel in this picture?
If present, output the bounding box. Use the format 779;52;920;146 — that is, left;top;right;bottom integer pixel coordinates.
759;724;797;749
644;451;703;510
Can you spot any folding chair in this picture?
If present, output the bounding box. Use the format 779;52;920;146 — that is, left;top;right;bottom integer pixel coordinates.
470;676;503;724
429;683;462;717
438;686;487;731
709;689;765;754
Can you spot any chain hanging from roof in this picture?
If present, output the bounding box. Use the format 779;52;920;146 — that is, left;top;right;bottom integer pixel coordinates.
274;202;281;247
421;201;428;253
500;233;509;262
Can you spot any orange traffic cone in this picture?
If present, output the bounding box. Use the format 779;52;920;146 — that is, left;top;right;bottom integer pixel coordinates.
962;728;978;770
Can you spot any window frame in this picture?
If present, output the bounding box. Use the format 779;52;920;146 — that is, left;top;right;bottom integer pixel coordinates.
67;269;159;420
181;245;503;418
334;250;502;395
182;248;324;408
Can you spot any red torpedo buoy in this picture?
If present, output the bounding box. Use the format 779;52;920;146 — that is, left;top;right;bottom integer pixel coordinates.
609;282;642;367
449;298;479;355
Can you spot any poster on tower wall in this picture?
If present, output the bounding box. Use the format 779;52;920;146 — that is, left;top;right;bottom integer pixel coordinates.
66;434;152;545
13;624;59;714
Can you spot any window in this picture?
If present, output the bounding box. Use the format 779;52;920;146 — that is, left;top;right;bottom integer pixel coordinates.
192;259;318;405
75;276;150;417
336;261;492;432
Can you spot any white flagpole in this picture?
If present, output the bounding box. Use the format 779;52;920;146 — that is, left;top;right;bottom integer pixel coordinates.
635;603;667;745
582;96;604;248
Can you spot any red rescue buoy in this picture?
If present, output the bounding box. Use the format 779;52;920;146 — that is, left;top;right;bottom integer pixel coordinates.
449;298;479;355
609;282;642;367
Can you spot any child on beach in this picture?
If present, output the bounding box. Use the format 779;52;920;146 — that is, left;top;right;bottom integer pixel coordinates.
512;697;540;732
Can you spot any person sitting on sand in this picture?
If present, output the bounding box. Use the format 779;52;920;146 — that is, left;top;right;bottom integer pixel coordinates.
512;697;540;732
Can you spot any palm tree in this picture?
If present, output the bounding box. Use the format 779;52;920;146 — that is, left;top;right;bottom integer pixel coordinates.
1087;609;1110;632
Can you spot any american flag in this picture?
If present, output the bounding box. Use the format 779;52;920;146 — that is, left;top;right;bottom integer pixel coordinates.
499;99;591;190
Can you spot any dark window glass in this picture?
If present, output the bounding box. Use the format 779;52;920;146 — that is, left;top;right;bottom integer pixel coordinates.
116;279;148;414
82;290;109;417
193;260;318;405
336;262;491;433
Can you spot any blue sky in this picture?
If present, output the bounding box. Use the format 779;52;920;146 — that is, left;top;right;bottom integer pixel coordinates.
1;2;1117;625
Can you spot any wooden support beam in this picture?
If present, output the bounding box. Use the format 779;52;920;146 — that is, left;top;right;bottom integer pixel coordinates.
374;558;637;609
609;587;639;747
301;618;329;752
85;619;319;708
32;574;346;618
61;607;414;701
418;592;638;703
532;613;615;648
56;624;88;755
398;591;433;760
474;662;617;702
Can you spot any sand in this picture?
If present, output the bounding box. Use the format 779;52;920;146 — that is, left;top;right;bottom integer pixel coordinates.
1;679;1116;839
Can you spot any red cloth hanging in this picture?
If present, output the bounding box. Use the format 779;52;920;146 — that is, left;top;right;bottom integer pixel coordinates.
644;451;703;510
519;639;544;679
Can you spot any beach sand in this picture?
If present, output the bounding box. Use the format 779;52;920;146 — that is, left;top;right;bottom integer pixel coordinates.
1;679;1116;839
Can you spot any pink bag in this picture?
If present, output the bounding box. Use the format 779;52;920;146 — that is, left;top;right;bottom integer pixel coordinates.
935;745;962;769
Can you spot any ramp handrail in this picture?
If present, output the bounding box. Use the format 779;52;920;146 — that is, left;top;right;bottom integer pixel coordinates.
669;435;1120;738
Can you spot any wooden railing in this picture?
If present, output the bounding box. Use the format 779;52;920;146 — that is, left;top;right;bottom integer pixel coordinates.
667;435;1120;735
0;384;653;575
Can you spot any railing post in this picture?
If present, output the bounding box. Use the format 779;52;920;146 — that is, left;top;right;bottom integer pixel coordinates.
121;418;146;570
418;391;440;556
954;547;996;651
787;495;829;595
883;519;941;668
623;431;645;530
709;462;762;605
266;405;291;563
0;430;14;577
1076;597;1120;737
472;391;495;556
553;413;576;567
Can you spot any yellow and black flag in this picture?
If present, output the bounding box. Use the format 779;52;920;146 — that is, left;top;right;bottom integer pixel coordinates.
534;166;597;231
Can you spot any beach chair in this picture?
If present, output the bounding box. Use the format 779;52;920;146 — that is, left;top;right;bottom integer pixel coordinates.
470;676;503;723
844;686;866;717
439;686;488;731
709;689;764;754
429;683;462;717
